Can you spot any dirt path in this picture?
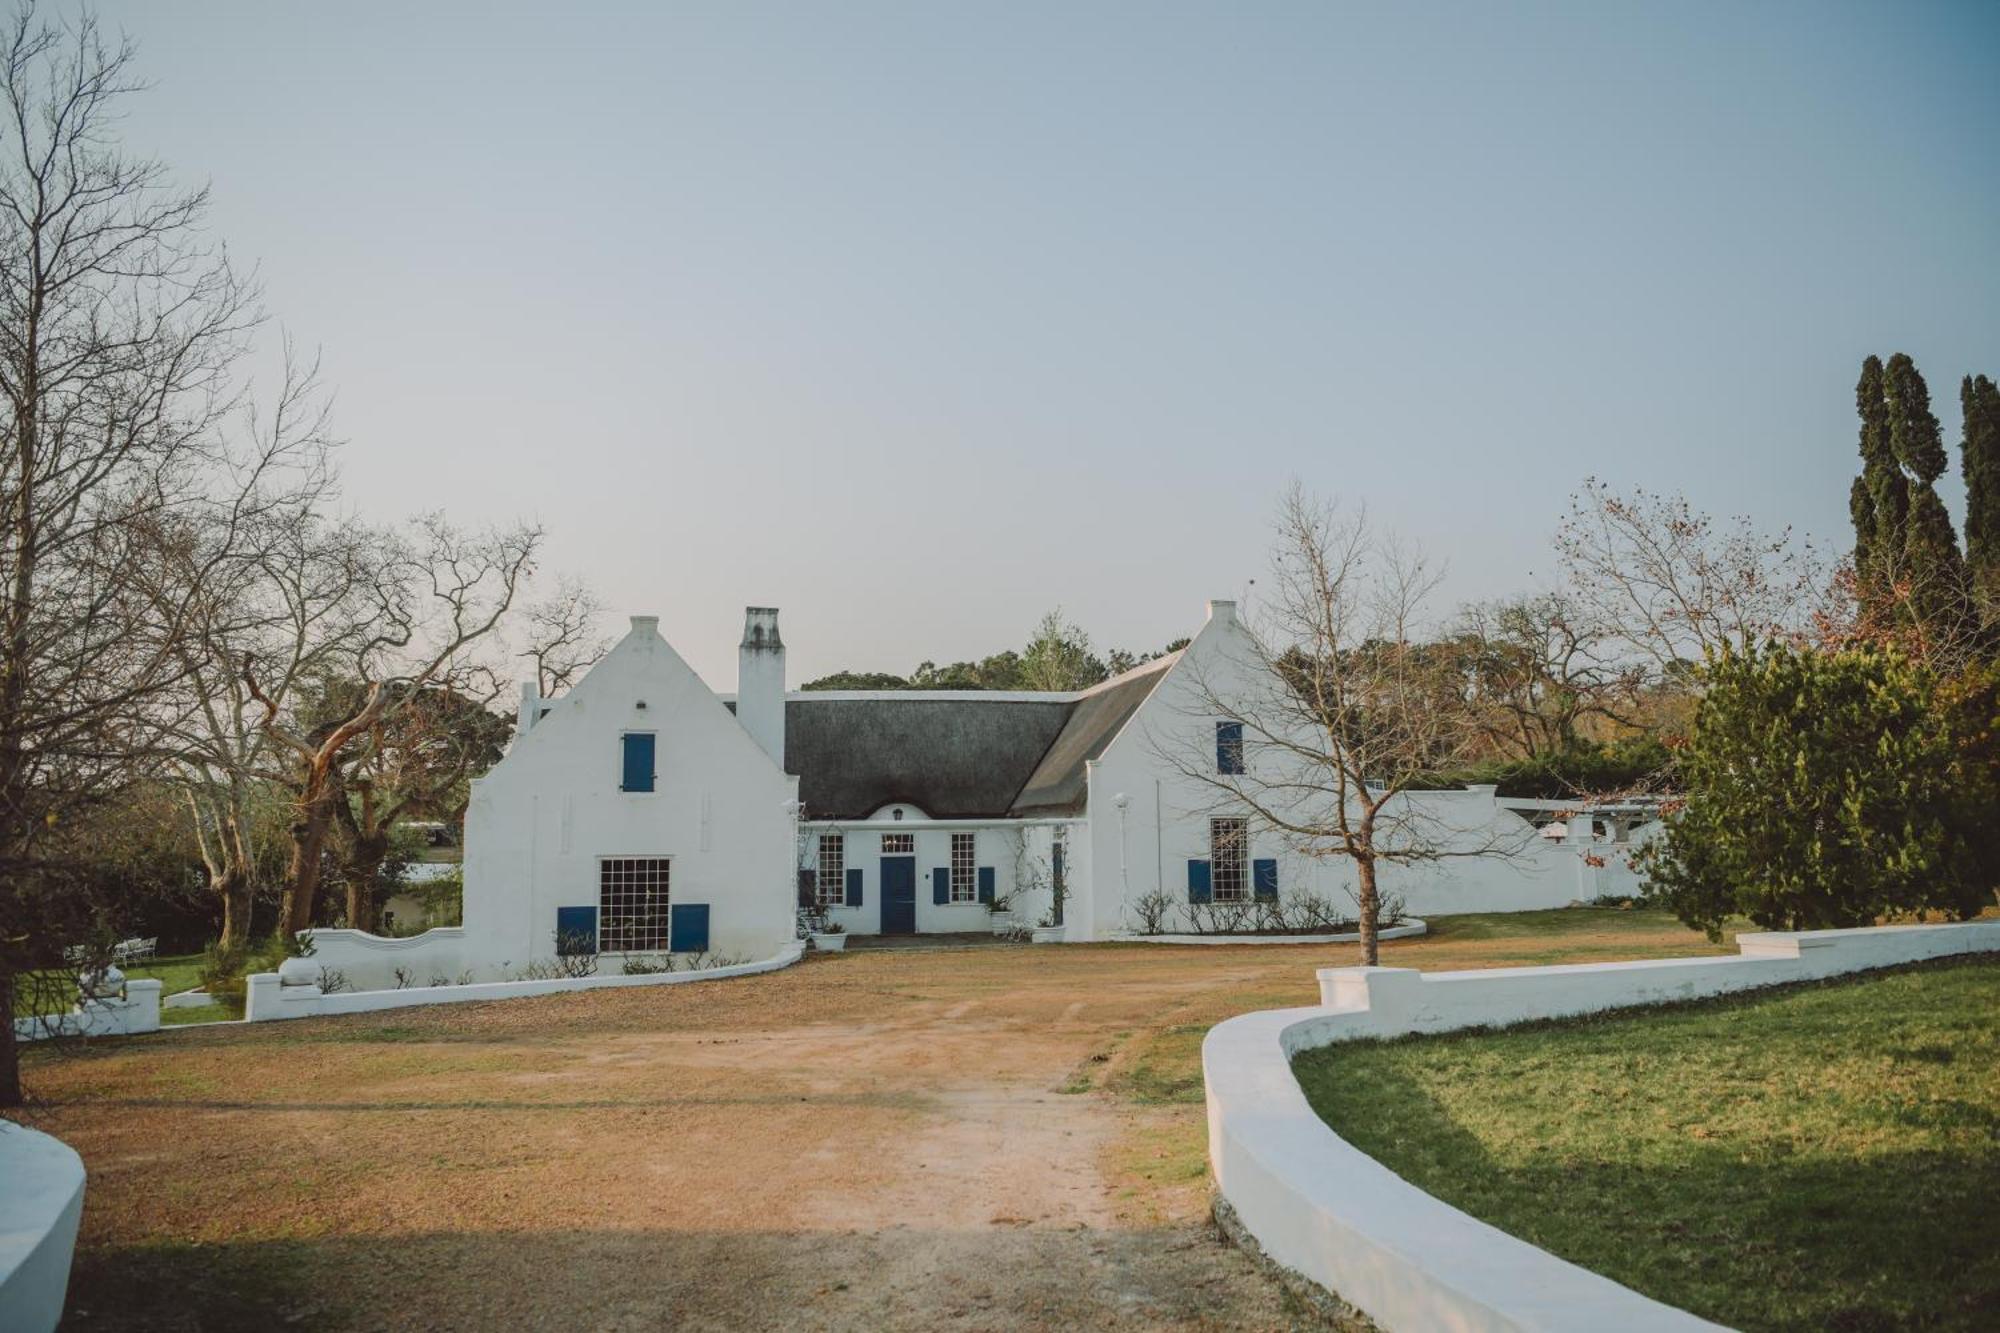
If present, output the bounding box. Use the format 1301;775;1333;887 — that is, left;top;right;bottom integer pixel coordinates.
16;914;1732;1331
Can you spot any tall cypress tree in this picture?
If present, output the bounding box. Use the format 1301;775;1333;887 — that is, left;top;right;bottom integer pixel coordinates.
1881;354;1969;642
1852;356;1906;581
1963;374;2000;622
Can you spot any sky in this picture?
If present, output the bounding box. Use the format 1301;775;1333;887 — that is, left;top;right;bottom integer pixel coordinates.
92;1;2000;687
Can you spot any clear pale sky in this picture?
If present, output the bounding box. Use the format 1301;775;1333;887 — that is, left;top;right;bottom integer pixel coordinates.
100;1;2000;687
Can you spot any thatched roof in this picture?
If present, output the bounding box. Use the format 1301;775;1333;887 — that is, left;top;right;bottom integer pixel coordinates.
1007;654;1179;815
785;695;1074;820
772;653;1178;821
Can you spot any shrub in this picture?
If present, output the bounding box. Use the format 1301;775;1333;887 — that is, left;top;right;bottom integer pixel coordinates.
1643;643;1990;939
620;955;674;975
1128;889;1175;935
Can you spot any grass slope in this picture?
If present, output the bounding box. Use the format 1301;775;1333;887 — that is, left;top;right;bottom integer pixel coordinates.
1295;955;2000;1333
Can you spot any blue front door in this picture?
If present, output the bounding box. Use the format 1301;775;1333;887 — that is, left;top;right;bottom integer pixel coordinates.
880;856;917;934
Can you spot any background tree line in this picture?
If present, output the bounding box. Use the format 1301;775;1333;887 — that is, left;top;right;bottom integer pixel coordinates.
800;608;1190;693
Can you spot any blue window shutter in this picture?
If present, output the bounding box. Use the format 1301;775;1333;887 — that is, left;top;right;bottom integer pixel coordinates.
621;732;655;792
977;866;995;904
845;867;863;907
1253;858;1279;901
669;903;710;953
555;906;597;955
797;869;816;907
1187;860;1211;904
932;866;950;905
1216;721;1244;775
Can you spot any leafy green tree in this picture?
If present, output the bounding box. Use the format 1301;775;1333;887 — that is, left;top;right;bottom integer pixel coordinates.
799;670;910;691
1850;354;1976;659
1644;644;1988;939
1019;609;1108;691
1937;656;2000;897
1962;374;2000;622
1851;355;1907;580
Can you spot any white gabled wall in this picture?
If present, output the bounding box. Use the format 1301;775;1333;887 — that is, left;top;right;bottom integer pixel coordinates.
1080;600;1613;939
456;614;798;978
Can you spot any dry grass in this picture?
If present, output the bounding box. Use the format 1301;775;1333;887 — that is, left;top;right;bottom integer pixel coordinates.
13;907;1731;1331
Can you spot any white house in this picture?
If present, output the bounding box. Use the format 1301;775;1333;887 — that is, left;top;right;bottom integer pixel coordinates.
305;598;1649;986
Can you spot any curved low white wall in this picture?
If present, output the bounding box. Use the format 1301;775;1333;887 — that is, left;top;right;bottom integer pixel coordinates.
1204;919;2000;1332
246;941;805;1022
1111;920;1429;947
0;1124;85;1333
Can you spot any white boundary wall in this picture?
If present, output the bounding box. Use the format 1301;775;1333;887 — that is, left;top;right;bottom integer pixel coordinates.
246;941;805;1022
1204;919;2000;1333
11;979;161;1043
0;1124;85;1333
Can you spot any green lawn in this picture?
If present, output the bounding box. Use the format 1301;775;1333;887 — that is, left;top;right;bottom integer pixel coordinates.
1295;955;2000;1333
13;951;233;1024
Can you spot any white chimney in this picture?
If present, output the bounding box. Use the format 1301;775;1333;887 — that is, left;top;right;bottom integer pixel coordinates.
1207;598;1236;623
738;607;786;767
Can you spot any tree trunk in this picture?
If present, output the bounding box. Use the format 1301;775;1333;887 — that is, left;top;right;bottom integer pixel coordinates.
1356;855;1381;966
281;794;335;936
0;966;19;1108
345;842;388;934
216;868;253;951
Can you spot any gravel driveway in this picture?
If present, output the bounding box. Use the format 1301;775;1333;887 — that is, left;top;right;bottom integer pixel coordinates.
18;913;1729;1331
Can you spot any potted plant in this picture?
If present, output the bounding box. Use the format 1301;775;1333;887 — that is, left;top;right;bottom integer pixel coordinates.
1031;912;1066;944
985;892;1016;936
800;904;847;952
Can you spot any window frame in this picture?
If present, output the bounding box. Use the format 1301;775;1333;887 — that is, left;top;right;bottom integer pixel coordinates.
1215;720;1245;775
881;832;914;855
598;856;671;951
949;831;977;903
816;833;846;907
1210;817;1248;903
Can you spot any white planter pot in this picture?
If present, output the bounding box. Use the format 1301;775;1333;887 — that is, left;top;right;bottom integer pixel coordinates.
809;932;847;952
1031;924;1068;944
988;914;1017;936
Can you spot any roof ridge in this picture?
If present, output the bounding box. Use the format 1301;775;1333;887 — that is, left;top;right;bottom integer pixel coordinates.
1073;649;1182;698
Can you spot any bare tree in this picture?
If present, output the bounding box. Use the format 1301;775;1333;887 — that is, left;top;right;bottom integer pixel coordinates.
324;681;511;931
0;7;259;1106
516;574;608;697
142;346;340;949
1555;480;1831;680
1164;486;1521;965
1448;591;1645;760
246;515;540;936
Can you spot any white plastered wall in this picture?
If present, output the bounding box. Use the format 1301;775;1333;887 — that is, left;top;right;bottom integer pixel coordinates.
1080;601;1624;939
444;616;798;982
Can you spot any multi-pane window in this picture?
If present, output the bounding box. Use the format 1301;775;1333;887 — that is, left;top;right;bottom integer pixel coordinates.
950;832;977;902
1215;721;1245;775
881;832;914;854
817;834;846;906
1210;818;1248;902
599;857;671;951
